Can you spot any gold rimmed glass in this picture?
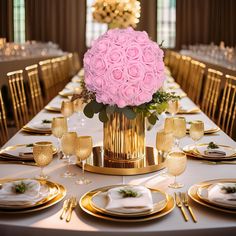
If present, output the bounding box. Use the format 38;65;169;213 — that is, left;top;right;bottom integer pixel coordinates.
61;101;74;129
33;141;53;180
189;120;204;149
61;132;77;178
73;99;86;128
164;117;174;133
167;100;179;117
173;117;186;149
51;117;68;158
166;151;187;188
75;136;93;185
156;130;174;157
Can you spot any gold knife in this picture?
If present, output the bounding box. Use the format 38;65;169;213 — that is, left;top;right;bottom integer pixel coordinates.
175;192;188;222
182;192;197;223
66;197;77;222
60;199;70;220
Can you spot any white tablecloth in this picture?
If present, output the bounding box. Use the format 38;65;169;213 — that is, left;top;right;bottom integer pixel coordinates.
0;79;236;236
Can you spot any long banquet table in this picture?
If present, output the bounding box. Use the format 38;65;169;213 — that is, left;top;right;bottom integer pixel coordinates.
0;77;235;236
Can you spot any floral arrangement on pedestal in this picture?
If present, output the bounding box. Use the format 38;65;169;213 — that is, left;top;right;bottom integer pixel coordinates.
92;0;141;28
79;27;177;125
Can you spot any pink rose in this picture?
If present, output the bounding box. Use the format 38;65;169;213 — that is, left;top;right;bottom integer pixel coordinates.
134;31;149;44
125;43;141;61
142;72;156;92
121;84;140;103
142;46;156;64
109;66;125;84
90;55;106;76
95;39;110;53
107;47;123;64
135;91;153;105
127;63;144;81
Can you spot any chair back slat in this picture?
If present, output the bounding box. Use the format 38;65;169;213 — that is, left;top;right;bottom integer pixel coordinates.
0;89;8;145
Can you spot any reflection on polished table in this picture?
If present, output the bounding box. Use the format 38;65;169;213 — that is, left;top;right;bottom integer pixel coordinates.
0;79;236;236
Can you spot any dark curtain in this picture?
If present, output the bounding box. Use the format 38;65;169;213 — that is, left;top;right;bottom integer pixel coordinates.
176;0;236;49
25;0;86;63
137;0;157;41
0;0;13;41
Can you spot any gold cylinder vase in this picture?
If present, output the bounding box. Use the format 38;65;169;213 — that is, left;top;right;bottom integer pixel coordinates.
103;112;145;168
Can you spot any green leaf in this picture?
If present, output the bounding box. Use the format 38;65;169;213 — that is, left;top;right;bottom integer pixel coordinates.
106;105;116;115
83;102;94;118
121;107;137;120
99;109;109;123
148;113;157;125
91;100;104;113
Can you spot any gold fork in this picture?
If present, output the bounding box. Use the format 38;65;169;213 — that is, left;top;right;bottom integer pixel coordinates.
175;192;188;222
60;199;70;220
66;197;77;222
181;192;197;223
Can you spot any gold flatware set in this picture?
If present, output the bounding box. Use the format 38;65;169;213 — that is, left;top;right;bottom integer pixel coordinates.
60;197;77;222
175;192;197;223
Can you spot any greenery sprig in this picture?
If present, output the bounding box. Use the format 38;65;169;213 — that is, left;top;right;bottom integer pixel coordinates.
42;119;52;124
221;184;236;194
13;182;28;194
207;142;219;149
119;189;140;198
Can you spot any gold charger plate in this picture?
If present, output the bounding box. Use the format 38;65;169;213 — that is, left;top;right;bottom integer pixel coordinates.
90;185;168;218
0;179;66;213
0;144;57;161
183;144;236;161
59;91;74;97
44;105;61;113
77;146;166;176
177;107;201;114
188;179;236;214
80;185;175;222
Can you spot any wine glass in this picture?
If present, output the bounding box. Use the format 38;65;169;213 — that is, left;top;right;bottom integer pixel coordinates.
166;151;187;188
167;100;179;117
33;142;53;180
164;117;174;133
61;101;74;129
51;117;68;158
75;136;93;185
73;99;85;128
61;132;77;178
173;117;186;149
156;130;174;158
189;120;204;149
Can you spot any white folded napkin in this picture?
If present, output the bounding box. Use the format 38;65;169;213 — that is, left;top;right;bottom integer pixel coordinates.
0;180;47;206
197;145;233;157
4;146;33;159
208;183;236;208
106;186;153;213
28;122;51;131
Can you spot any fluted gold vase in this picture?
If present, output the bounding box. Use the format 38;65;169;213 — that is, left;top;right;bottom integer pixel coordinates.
103;112;145;168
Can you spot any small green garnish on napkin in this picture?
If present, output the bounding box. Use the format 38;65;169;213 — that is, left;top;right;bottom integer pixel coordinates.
207;142;219;149
26;143;33;147
221;184;236;194
119;189;140;198
13;182;28;194
42;119;52;124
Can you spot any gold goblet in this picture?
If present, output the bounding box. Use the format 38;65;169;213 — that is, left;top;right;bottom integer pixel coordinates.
156;130;174;157
189;120;204;149
51;117;68;158
73;99;86;128
173;117;186;149
61;132;77;178
164;117;174;133
75;136;93;185
61;101;74;129
167;100;179;117
166;151;187;188
33;142;53;180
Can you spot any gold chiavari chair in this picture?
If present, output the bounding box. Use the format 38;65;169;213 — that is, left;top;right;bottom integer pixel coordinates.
0;89;8;146
67;53;76;77
217;75;236;139
72;52;81;74
164;49;171;67
59;55;70;85
7;70;29;130
170;52;181;79
25;64;44;116
39;59;56;104
186;60;206;105
179;56;191;91
201;69;223;120
51;57;63;92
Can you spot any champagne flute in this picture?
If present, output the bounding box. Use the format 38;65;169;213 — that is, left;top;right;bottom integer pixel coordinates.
75;136;93;185
167;100;179;116
189;120;204;149
61;132;77;178
61;101;74;129
33;142;53;180
51;117;68;158
73;99;85;128
164;117;174;133
156;130;174;158
173;117;186;149
166;151;187;188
